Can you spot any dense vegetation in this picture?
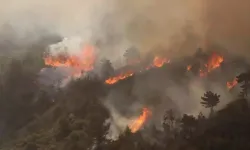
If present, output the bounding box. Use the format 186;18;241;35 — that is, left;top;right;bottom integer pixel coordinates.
0;45;250;150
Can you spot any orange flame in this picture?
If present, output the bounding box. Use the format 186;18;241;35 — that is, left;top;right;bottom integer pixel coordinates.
153;56;170;68
227;77;238;89
105;71;134;84
199;52;224;77
187;65;192;71
44;55;81;68
206;52;224;72
105;56;169;85
129;108;152;133
44;45;96;74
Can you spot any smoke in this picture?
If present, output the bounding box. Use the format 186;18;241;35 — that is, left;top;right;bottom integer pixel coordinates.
103;64;241;139
1;0;250;60
0;0;206;60
205;0;250;60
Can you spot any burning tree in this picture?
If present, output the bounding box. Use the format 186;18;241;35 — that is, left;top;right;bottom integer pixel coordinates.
201;91;220;117
128;107;152;133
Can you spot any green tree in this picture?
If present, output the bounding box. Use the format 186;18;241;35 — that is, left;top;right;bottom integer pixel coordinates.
201;91;220;117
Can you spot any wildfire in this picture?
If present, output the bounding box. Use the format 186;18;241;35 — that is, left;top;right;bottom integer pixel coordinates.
129;108;152;133
206;52;224;72
105;71;134;84
44;44;96;73
199;52;224;77
105;56;170;85
153;56;170;68
227;77;238;89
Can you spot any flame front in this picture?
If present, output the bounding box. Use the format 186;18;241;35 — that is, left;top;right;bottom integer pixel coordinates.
227;77;238;89
44;44;96;73
105;56;170;85
129;108;151;133
105;71;134;84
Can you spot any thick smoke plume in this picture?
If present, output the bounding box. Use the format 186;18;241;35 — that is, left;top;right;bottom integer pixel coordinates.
1;0;250;59
1;0;205;60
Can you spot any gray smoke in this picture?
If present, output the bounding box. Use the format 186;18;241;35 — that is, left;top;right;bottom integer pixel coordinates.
1;0;250;59
0;0;205;60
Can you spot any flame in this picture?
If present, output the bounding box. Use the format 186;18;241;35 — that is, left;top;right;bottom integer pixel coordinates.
129;108;151;133
44;55;81;68
206;52;224;72
199;52;224;77
187;65;192;71
105;56;170;85
227;77;238;89
44;44;96;73
153;56;170;68
105;71;134;84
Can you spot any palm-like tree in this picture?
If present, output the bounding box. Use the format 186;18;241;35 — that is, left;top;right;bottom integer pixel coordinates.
201;91;220;117
236;70;250;98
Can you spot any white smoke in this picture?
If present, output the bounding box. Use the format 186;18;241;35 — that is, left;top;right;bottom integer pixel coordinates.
48;36;84;56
